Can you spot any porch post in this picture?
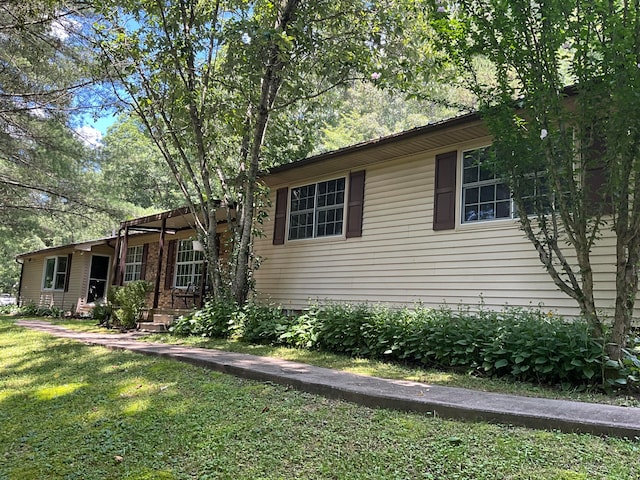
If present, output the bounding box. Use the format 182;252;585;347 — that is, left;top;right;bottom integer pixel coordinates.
118;227;129;287
153;218;166;309
110;228;122;286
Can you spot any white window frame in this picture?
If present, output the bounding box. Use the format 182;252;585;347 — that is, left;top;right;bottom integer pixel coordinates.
174;239;204;289
461;146;513;224
288;177;347;240
460;145;548;225
42;256;68;291
123;245;144;283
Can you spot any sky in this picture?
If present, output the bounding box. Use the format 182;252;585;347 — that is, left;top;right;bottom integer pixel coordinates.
75;113;118;147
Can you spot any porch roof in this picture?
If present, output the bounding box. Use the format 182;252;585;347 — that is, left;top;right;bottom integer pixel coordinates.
16;236;117;260
119;204;229;233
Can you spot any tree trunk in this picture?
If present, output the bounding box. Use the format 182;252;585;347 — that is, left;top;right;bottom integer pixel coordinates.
231;0;300;305
610;233;640;360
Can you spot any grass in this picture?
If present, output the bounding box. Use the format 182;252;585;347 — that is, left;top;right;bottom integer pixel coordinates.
44;316;640;407
2;316;640;479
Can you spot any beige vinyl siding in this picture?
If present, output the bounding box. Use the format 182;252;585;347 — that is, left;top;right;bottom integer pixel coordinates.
253;147;623;318
19;245;113;312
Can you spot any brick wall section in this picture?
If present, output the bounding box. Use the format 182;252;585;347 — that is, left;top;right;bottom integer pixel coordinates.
141;240;174;310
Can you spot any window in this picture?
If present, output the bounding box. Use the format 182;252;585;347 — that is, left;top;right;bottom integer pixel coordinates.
124;245;144;282
43;256;68;290
462;147;512;223
174;240;204;288
288;177;346;240
461;146;547;224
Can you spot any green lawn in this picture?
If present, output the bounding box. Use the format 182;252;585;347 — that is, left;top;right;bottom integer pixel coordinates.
2;316;639;479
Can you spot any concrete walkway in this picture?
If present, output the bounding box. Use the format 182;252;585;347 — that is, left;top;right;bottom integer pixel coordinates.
16;319;640;439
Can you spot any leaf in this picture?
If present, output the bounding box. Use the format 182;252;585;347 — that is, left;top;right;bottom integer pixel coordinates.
494;359;509;368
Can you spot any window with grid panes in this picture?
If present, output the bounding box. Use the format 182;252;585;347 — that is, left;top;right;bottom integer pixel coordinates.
288;177;345;240
174;240;204;288
461;146;547;223
124;245;144;282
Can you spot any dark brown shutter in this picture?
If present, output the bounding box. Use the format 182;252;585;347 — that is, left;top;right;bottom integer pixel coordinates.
140;243;149;280
585;136;611;213
346;170;366;238
433;151;458;231
273;187;288;245
164;239;177;289
64;253;72;292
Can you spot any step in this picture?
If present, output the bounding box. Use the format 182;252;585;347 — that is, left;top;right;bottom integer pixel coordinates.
151;313;176;325
138;322;167;333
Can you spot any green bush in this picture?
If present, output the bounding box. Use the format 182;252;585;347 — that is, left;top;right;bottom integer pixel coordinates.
108;280;152;329
18;302;63;318
170;299;239;338
299;303;611;387
91;303;111;324
166;297;635;388
278;307;321;349
240;302;291;344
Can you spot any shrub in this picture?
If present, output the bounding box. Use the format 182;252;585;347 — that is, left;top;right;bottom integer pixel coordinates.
108;280;152;329
18;302;63;318
240;302;291;344
166;297;626;388
91;303;111;324
278;306;321;349
170;298;239;338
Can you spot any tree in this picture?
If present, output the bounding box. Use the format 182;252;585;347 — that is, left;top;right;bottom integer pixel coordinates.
315;81;461;153
93;0;410;304
431;0;640;359
97;116;184;210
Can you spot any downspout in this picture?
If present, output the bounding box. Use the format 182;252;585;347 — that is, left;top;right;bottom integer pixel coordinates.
15;258;24;307
153;218;167;309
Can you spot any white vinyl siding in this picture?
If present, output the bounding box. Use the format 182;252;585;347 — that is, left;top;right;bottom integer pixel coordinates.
253;146;622;318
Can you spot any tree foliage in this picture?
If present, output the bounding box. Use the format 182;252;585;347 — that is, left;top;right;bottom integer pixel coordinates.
93;0;421;304
0;1;126;291
96;116;184;210
431;0;640;358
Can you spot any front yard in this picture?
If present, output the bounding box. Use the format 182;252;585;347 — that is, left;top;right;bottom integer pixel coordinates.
1;316;639;479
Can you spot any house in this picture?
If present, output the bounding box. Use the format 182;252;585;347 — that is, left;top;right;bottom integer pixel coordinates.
16;207;227;320
252;112;618;317
16;236;117;312
16;112;620;321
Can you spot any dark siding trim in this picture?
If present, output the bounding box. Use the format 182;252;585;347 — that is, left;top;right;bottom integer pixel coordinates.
273;187;288;245
346;170;366;238
433;151;458;231
164;239;177;290
64;253;72;292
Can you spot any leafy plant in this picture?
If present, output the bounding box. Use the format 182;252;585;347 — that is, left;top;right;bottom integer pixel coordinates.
240;302;291;344
107;280;152;330
170;298;239;338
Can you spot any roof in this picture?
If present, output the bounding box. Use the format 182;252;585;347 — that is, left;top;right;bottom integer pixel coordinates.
263;112;487;185
16;236;117;260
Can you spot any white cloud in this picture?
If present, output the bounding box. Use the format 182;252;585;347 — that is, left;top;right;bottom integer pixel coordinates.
49;16;80;42
75;125;103;148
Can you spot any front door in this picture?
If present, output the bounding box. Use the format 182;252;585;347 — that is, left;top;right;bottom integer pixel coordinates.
87;255;110;302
